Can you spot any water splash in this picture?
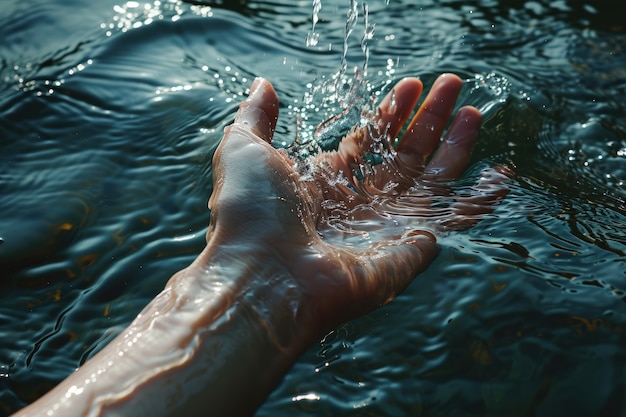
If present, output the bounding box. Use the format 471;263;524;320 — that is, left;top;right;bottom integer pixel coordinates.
288;69;372;159
471;72;512;114
292;0;388;159
341;0;359;80
289;0;513;249
360;2;375;77
305;0;322;47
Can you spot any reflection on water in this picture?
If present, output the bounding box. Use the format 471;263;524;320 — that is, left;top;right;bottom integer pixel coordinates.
1;0;625;416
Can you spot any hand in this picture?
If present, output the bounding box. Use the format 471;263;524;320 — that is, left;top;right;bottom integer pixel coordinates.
11;74;509;417
204;74;508;339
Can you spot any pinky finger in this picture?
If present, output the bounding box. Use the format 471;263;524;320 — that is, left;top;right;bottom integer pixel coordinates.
438;166;513;231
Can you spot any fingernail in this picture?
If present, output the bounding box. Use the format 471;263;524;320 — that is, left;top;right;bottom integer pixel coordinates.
446;106;482;145
248;77;264;100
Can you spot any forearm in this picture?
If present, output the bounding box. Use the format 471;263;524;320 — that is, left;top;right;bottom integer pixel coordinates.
13;243;311;417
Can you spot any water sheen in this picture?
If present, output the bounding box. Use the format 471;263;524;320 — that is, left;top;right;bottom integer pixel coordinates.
1;0;625;416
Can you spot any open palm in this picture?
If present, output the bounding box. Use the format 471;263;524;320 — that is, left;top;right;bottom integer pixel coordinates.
206;74;507;338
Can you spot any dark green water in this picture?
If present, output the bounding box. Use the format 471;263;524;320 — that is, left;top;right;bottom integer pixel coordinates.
1;0;625;416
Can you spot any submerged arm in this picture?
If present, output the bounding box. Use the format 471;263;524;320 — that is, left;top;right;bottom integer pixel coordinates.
14;243;309;417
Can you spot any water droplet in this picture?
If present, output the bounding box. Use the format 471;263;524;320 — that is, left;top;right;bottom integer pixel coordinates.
389;89;397;114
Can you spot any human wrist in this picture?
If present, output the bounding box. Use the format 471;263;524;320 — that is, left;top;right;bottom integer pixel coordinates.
190;240;318;357
158;242;318;414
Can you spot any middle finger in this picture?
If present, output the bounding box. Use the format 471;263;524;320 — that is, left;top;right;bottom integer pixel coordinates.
396;73;463;167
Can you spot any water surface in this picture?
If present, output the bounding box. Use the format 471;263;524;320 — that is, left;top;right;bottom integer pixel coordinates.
1;0;625;416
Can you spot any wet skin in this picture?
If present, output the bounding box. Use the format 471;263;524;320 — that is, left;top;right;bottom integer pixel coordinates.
12;74;508;417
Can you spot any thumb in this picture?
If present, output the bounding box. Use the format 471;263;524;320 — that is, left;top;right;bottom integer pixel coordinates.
233;77;279;144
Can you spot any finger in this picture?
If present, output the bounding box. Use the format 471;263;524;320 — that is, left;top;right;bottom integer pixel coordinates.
423;105;482;180
396;73;464;166
440;166;512;231
373;77;423;147
233;77;279;144
355;232;440;310
334;77;423;175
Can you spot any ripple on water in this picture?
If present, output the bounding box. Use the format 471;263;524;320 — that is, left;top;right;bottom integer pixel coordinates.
2;0;626;416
